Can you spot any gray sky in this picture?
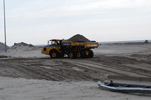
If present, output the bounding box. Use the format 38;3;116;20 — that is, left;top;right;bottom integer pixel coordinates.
0;0;151;46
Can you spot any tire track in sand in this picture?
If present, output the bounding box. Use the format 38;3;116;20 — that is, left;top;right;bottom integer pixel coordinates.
61;59;148;77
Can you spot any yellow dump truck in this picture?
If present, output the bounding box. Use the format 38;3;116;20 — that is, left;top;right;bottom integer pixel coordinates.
41;39;99;58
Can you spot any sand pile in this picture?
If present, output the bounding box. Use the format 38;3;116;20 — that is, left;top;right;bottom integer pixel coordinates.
3;42;40;58
1;42;46;58
67;34;91;42
10;42;36;51
0;42;9;51
11;42;34;49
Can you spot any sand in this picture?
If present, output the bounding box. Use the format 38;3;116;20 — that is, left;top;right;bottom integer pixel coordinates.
0;77;151;100
67;34;91;42
0;42;47;58
0;43;151;100
0;42;9;51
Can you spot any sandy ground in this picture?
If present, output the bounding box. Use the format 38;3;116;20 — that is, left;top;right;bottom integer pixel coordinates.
1;77;151;100
0;43;151;100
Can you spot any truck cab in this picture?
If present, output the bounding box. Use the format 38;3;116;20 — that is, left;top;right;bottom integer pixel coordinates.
48;39;62;47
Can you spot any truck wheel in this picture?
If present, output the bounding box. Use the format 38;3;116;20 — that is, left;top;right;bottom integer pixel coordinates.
88;50;94;58
68;52;74;58
76;52;85;58
74;51;85;58
81;51;85;58
68;52;76;58
76;52;81;58
50;51;58;58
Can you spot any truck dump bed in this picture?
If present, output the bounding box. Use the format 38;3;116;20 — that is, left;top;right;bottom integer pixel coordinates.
62;40;98;49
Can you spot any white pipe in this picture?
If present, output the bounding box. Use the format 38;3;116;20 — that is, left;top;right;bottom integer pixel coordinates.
97;81;151;91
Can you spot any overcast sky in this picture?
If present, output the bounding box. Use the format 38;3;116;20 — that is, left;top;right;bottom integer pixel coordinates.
0;0;151;46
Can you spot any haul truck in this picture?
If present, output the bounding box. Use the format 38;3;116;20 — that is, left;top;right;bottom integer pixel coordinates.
41;39;99;58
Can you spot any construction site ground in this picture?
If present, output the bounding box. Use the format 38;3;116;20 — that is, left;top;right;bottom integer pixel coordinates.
0;54;151;82
1;44;151;81
0;44;151;100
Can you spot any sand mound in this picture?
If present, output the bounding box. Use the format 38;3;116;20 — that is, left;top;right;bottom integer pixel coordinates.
0;42;9;51
67;34;91;42
10;42;36;51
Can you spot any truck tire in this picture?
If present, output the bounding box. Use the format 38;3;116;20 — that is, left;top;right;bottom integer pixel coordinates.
50;51;58;58
87;50;94;58
76;52;81;58
81;51;85;58
68;52;74;58
76;51;85;58
68;52;76;58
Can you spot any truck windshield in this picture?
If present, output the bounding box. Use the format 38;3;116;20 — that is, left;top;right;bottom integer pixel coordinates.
51;41;56;45
48;40;56;46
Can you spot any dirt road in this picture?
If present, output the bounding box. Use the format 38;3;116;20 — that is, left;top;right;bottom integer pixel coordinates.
0;53;151;82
